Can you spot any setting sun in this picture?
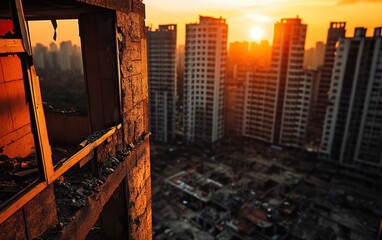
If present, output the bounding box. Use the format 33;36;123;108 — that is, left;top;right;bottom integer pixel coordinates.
250;26;264;41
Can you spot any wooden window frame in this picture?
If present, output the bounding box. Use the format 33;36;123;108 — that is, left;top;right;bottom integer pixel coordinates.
0;0;122;224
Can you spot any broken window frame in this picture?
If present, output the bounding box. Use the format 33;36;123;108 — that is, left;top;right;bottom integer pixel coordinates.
0;0;122;224
0;0;52;223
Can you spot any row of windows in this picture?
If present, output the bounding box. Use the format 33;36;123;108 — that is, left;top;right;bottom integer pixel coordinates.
187;27;218;33
185;74;217;78
187;33;222;38
185;57;227;62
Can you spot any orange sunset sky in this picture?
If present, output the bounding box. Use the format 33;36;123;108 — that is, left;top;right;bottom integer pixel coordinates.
28;0;382;49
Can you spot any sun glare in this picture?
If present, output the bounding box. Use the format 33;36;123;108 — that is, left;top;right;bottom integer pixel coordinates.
250;27;264;41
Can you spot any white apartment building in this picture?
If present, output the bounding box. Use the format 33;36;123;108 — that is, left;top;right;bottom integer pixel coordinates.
183;16;228;144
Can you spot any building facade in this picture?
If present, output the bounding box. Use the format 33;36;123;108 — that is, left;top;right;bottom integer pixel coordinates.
0;0;152;239
319;27;382;189
268;18;311;148
304;41;325;70
225;18;311;149
183;16;228;144
147;24;177;143
242;69;275;142
315;22;346;122
225;41;251;137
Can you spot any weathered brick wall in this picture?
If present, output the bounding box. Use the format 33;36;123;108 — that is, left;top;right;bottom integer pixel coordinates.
116;1;152;238
125;138;151;240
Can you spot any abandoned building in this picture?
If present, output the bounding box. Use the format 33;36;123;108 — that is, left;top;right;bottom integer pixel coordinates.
0;0;151;239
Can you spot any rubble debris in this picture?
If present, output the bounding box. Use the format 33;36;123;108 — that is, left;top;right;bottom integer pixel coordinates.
0;154;39;204
85;129;110;145
51;146;77;168
53;152;126;229
42;102;79;114
54;171;102;225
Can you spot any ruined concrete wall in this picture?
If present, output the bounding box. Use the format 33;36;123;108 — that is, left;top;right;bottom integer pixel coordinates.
55;1;152;235
55;130;151;240
0;55;35;158
116;1;152;238
77;1;151;237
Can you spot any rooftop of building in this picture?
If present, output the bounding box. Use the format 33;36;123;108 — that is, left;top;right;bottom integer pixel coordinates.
278;16;303;24
187;15;226;26
147;24;177;32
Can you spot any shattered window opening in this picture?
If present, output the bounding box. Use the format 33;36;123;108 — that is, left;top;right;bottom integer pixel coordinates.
26;11;121;172
0;1;125;227
29;19;90;168
29;20;86;112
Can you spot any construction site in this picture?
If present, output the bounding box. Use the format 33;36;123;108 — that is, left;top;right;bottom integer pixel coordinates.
151;139;381;240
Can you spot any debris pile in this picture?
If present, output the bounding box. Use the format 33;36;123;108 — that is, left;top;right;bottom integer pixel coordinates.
54;173;101;226
54;154;125;227
0;154;39;205
43;102;79;114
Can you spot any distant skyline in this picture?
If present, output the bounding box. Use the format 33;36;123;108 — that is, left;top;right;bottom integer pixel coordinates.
28;20;81;47
31;40;80;49
27;1;382;49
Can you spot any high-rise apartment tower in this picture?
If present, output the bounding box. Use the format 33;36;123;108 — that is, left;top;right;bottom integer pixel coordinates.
183;16;228;144
269;17;311;147
319;27;382;189
316;22;346;122
227;18;312;149
147;24;177;142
